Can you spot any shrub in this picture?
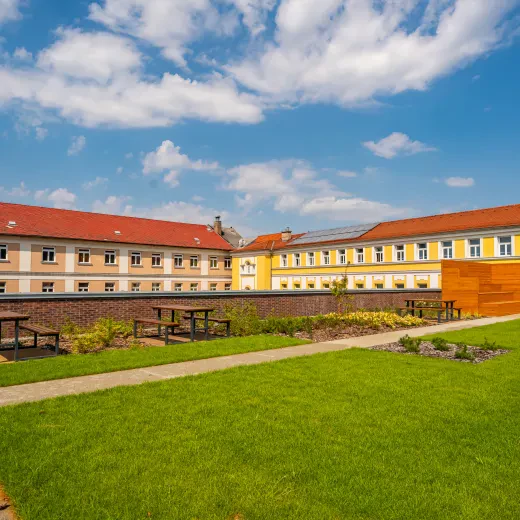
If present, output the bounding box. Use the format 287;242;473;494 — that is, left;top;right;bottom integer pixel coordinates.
481;337;499;351
71;333;102;354
455;344;475;361
431;337;450;351
330;274;354;313
61;318;83;338
92;318;119;349
224;302;262;337
399;335;421;353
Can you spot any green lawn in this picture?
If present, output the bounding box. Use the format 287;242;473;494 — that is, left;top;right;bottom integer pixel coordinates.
0;335;308;388
0;320;519;519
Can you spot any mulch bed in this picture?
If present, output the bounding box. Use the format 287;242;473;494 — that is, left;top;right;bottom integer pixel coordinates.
369;341;509;364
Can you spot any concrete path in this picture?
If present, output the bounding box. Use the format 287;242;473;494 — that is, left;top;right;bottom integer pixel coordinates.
1;314;519;408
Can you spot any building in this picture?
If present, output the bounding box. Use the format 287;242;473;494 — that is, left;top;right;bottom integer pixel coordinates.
0;203;235;294
232;203;520;291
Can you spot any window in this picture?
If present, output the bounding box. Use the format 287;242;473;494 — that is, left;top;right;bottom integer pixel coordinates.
375;283;384;289
210;283;218;291
498;236;512;257
395;283;405;289
174;283;183;292
395;245;405;262
190;283;198;292
374;246;384;263
293;282;301;289
294;253;301;267
42;282;54;293
105;250;116;265
0;244;8;261
308;252;315;266
281;282;288;290
131;282;141;292
418;283;428;289
131;252;142;266
417;243;428;261
224;257;232;269
0;282;6;293
78;249;90;264
356;248;364;263
281;254;288;267
322;251;330;265
42;247;55;263
338;249;346;265
356;283;364;289
190;256;199;268
105;282;115;292
210;256;218;269
322;282;330;289
224;283;232;291
469;239;481;258
174;255;184;268
78;282;89;293
152;282;161;292
308;283;315;289
151;253;162;267
441;241;453;259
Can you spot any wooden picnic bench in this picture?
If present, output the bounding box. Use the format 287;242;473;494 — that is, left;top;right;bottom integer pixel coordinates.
19;323;60;356
397;306;462;323
133;318;180;345
182;315;232;337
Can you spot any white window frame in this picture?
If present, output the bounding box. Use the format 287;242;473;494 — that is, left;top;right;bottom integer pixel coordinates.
394;245;405;262
322;251;331;265
281;254;288;267
105;250;116;265
151;282;161;292
42;247;56;263
338;249;346;265
497;236;513;257
416;243;428;261
375;282;384;289
374;246;384;263
131;252;142;267
224;283;232;291
468;238;482;258
355;248;364;264
209;256;218;269
209;283;218;291
131;282;141;292
0;244;8;261
42;282;54;293
224;257;232;269
190;256;199;268
174;255;184;268
174;283;183;292
151;253;162;267
78;282;89;293
440;240;453;259
78;248;90;264
190;283;199;292
307;252;315;266
104;282;115;292
0;281;6;293
294;253;301;267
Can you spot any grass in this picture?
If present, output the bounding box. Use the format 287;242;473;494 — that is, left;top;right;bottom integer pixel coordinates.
0;335;308;388
0;320;519;519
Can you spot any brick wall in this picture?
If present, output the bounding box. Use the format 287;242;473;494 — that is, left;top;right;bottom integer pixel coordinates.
0;290;440;331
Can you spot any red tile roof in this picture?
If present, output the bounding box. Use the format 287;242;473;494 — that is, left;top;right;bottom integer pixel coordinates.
0;202;233;250
239;203;520;251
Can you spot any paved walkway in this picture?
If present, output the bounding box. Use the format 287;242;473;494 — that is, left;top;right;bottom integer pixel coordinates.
1;314;519;408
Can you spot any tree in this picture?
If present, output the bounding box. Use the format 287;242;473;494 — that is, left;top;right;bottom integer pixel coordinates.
330;271;354;314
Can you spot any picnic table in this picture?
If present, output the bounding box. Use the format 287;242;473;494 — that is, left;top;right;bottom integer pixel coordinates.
0;311;29;361
402;299;460;322
152;304;216;342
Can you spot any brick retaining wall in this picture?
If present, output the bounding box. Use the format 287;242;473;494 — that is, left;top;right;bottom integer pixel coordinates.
0;290;441;331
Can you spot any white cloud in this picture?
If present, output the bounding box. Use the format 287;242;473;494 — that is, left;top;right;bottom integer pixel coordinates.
143;140;219;188
13;47;32;61
35;127;48;141
82;176;108;190
116;166;123;174
35;188;77;209
363;133;437;159
337;170;357;178
125;152;133;159
0;181;30;197
0;0;21;24
68;135;86;156
444;176;475;188
228;1;518;108
192;195;205;202
92;195;132;214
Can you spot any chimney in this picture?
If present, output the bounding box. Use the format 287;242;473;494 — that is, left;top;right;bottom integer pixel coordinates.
214;215;223;236
281;227;292;242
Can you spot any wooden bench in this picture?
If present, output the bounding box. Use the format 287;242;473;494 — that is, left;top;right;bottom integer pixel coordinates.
133;318;180;345
398;306;462;323
20;323;60;355
182;316;232;337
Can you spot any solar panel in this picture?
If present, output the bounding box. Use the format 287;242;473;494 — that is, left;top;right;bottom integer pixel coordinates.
291;222;380;245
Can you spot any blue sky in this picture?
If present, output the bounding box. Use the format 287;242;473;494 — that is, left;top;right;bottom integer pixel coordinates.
0;0;519;238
